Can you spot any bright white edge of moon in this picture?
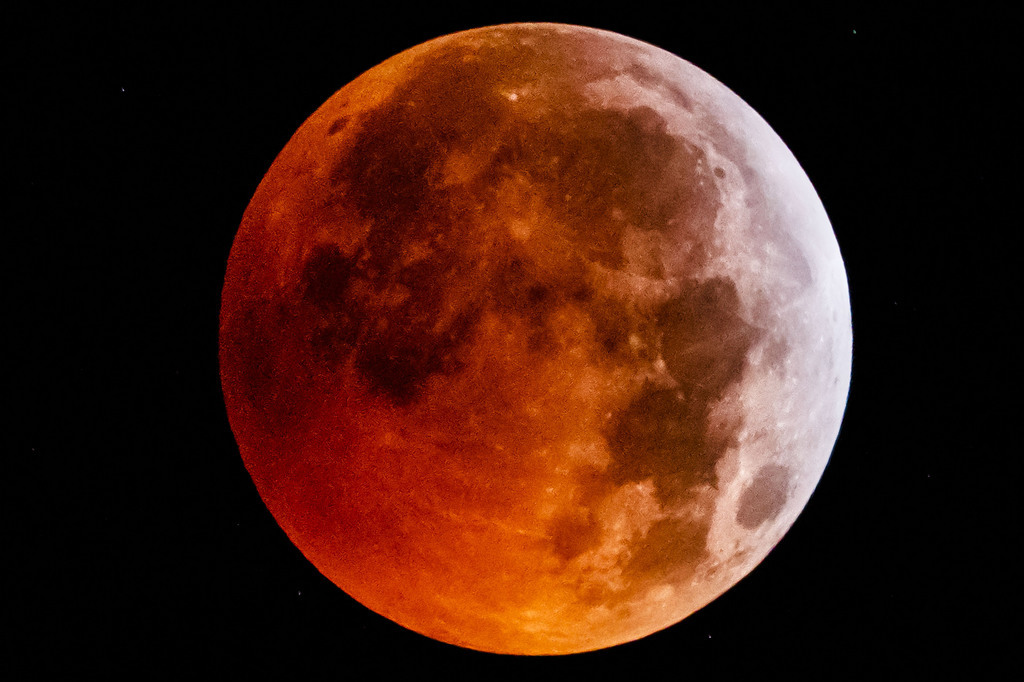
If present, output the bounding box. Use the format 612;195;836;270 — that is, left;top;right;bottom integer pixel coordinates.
576;24;853;632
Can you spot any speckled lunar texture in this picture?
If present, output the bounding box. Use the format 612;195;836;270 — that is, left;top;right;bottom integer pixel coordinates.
220;24;851;655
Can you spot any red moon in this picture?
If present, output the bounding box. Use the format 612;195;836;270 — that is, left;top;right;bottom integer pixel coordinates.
220;24;851;655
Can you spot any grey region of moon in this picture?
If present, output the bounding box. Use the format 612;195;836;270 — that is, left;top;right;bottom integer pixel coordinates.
219;23;852;654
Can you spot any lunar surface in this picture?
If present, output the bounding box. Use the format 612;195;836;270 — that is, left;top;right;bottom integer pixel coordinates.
220;23;851;655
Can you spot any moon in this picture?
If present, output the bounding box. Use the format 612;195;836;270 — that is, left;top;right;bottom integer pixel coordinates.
219;23;851;655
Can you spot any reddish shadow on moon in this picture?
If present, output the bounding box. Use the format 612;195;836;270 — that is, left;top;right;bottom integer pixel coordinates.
220;23;851;655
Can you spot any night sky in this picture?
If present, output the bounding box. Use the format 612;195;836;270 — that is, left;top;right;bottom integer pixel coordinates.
11;5;1014;676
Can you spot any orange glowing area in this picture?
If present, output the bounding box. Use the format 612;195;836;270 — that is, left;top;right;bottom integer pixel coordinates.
219;23;851;655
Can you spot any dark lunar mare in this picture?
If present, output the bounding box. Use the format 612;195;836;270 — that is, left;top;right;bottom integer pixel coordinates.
304;30;726;402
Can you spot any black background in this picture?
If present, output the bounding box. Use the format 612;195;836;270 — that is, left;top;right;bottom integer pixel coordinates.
12;4;1015;677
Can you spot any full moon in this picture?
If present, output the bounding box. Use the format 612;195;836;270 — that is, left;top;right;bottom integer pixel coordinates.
220;24;851;655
